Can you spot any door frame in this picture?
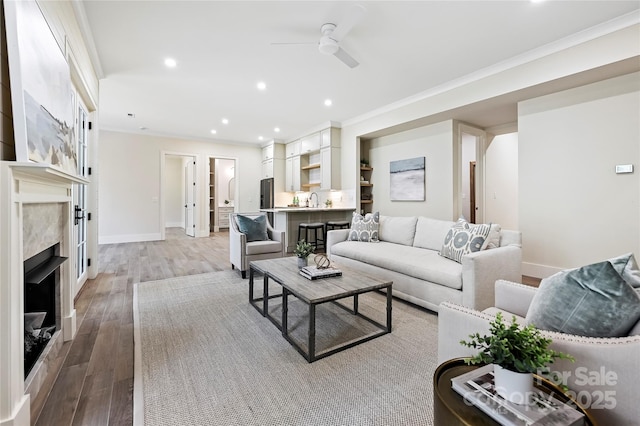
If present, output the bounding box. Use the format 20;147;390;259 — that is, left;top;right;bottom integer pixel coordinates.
455;122;486;223
160;151;198;240
208;156;237;232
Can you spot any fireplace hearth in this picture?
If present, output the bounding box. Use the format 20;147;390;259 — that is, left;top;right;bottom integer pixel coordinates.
23;243;67;378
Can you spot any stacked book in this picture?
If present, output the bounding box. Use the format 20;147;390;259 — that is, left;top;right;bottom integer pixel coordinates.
451;364;585;426
299;266;342;280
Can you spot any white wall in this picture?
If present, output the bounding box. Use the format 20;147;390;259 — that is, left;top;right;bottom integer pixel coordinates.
519;72;640;276
164;156;185;227
485;132;518;231
368;121;455;219
98;130;262;243
216;158;235;205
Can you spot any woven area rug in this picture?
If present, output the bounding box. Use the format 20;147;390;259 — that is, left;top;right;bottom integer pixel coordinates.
133;270;439;425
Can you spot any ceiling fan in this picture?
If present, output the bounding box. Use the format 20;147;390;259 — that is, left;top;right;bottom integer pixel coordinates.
272;4;366;68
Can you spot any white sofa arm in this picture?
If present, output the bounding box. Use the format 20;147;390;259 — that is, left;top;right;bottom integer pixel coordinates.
326;229;350;258
461;245;522;311
494;279;537;318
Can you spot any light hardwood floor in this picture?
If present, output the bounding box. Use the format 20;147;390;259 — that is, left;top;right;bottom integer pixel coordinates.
32;229;540;425
33;228;232;426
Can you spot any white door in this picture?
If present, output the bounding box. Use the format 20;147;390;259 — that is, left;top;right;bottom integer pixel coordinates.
73;94;89;292
185;160;196;237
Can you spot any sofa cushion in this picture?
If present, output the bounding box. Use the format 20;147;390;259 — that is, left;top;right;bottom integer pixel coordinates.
379;215;418;246
525;260;640;337
331;241;463;290
236;214;268;242
609;252;640;288
412;217;456;251
245;239;283;255
348;211;380;242
439;219;492;263
486;224;502;249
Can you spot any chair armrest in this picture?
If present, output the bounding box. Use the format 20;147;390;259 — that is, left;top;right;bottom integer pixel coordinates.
461;245;522;310
229;218;247;267
494;280;537;317
437;302;495;364
326;229;350;258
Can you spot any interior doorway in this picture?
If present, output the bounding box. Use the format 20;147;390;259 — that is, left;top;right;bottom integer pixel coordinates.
162;153;196;238
209;157;236;232
457;124;486;224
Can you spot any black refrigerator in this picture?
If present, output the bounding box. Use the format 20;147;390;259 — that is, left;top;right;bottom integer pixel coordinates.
260;178;274;224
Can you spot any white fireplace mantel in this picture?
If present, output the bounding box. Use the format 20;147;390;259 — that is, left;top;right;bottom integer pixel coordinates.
0;161;87;426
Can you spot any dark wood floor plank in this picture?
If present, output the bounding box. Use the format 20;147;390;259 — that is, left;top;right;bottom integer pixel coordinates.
35;362;89;426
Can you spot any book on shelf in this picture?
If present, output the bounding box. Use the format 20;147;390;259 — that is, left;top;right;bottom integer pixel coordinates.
451;364;585;426
299;266;342;280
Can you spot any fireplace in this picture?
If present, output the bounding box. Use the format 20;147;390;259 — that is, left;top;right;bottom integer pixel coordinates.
0;162;87;425
23;243;67;378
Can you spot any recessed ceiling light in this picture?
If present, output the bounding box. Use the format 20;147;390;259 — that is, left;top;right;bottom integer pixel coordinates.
210;129;217;135
257;81;266;91
274;127;280;133
222;118;229;125
258;136;264;141
164;58;177;68
324;99;333;107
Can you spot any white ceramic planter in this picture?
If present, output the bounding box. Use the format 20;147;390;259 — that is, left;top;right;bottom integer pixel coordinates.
493;365;533;405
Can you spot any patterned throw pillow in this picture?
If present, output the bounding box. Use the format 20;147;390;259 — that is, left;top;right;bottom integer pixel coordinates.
439;218;491;263
348;211;380;242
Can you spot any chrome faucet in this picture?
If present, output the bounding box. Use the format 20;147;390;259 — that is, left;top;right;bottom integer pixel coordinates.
309;192;319;208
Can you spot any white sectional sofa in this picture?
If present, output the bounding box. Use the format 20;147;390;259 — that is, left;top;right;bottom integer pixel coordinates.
326;215;522;312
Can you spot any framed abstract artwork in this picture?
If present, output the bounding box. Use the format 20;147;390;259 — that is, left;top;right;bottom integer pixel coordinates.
5;0;77;175
390;157;425;201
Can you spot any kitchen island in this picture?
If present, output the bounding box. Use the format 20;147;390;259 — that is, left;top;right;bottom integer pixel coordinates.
261;207;354;253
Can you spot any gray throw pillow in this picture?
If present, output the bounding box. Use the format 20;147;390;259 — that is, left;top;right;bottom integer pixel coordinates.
348;211;379;242
236;214;268;242
525;260;640;337
608;252;640;288
439;218;491;263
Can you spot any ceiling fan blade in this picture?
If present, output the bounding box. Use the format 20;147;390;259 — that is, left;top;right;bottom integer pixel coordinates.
271;42;317;46
334;47;359;68
331;4;366;41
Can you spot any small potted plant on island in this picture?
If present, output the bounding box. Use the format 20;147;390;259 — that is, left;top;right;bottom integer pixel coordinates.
294;239;314;269
460;312;574;405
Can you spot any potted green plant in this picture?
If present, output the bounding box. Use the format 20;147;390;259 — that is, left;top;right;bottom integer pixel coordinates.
360;158;369;168
294;239;314;268
460;312;574;404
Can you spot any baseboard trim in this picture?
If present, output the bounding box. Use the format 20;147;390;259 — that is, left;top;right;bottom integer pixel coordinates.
98;233;162;244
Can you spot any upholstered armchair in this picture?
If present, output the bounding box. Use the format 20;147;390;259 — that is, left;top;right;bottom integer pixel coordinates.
438;280;640;425
229;212;285;278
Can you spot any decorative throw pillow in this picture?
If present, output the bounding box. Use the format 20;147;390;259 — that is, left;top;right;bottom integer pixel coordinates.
439;218;492;263
235;214;268;242
525;260;640;337
348;211;379;242
608;252;640;288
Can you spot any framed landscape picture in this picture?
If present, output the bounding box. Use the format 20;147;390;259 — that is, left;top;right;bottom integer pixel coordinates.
390;157;425;201
5;0;77;175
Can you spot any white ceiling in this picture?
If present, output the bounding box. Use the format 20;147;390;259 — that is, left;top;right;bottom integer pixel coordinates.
79;1;640;145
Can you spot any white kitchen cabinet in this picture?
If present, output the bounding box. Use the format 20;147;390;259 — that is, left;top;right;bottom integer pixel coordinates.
286;140;300;158
320;127;340;148
320;147;341;190
261;158;274;179
300;132;320;154
286;156;301;192
262;144;274;161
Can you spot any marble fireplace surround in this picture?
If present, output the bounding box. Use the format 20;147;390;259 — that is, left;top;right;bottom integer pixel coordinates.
0;162;88;426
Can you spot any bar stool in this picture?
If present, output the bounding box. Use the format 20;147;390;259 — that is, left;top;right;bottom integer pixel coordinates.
298;222;326;252
325;220;350;245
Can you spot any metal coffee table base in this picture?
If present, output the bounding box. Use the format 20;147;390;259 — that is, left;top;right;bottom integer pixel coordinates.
248;266;392;363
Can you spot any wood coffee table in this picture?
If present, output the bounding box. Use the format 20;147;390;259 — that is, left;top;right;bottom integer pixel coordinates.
249;257;393;362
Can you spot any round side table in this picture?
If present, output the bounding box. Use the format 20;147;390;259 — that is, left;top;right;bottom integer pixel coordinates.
433;358;597;426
